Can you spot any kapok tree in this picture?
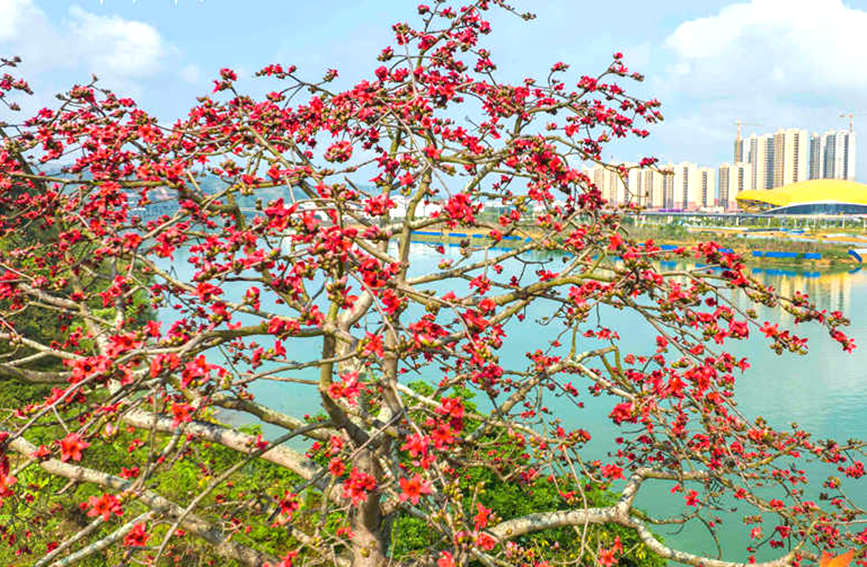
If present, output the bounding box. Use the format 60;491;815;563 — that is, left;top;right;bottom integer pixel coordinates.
0;3;864;566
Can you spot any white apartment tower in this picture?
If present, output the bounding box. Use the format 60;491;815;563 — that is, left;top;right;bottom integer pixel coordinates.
821;129;857;181
672;162;701;210
588;165;628;207
747;127;855;187
698;166;716;209
828;131;846;179
662;168;676;209
627;168;652;208
772;128;808;188
847;130;856;180
747;134;774;190
718;162;752;210
591;166;605;200
809;133;823;179
608;168;627;205
647;169;665;208
625;167;670;209
718;165;730;208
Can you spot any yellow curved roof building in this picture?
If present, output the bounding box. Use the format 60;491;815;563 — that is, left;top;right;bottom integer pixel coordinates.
736;179;867;214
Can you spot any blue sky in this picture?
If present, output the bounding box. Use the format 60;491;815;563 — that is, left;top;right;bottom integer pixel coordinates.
3;0;867;179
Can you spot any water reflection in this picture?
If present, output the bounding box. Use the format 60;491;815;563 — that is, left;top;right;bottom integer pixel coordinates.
724;266;867;435
750;267;854;316
635;263;867;562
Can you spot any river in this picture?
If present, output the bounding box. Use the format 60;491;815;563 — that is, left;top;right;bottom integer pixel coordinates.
159;241;867;562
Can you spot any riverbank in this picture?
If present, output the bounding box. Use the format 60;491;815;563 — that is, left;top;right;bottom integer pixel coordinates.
401;225;859;269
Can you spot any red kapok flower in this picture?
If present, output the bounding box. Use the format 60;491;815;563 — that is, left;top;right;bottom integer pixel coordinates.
124;523;149;547
343;468;377;506
273;491;300;526
31;445;51;459
328;371;362;405
398;474;432;505
329;457;346;477
600;463;624;480
268;550;298;567
87;493;123;521
59;433;90;462
171;402;194;428
474;502;492;530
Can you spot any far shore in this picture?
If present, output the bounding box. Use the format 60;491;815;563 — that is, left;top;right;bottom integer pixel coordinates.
375;224;862;269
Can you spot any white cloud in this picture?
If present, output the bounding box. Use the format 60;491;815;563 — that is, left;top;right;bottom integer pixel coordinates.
0;0;38;42
0;0;171;83
0;0;63;69
647;0;867;179
68;6;167;79
664;0;867;100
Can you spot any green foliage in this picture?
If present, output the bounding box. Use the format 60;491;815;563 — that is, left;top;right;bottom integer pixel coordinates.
390;470;664;567
0;380;52;408
0;417;305;565
656;222;689;240
388;383;665;567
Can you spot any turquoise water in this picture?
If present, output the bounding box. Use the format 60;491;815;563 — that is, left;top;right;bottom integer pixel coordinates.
633;266;867;561
160;243;867;561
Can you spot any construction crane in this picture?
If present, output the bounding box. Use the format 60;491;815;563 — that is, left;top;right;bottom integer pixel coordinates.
839;112;862;133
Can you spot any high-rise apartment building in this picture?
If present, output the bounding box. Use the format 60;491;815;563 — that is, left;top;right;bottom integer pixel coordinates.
590;165;606;203
772;128;808;187
827;130;846;179
627;167;664;208
662;168;676;209
608;168;627;204
718;165;730;208
747;134;774;190
632;168;669;209
734;137;744;164
618;163;716;210
846;131;857;180
625;168;641;206
820;129;857;181
672;162;701;210
809;133;824;179
588;164;628;207
698;166;715;209
646;169;666;208
744;127;855;188
718;162;752;210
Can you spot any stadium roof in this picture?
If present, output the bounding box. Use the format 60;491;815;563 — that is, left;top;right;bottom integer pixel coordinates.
736;179;867;214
